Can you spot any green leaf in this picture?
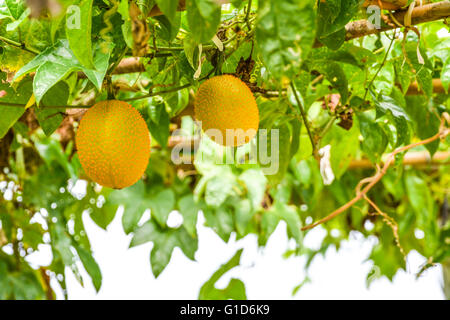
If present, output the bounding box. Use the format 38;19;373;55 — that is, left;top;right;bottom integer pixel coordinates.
66;0;95;69
318;28;346;50
110;181;150;234
5;0;26;20
130;220;198;278
239;169;267;210
405;173;439;255
89;201;118;231
0;73;33;138
118;0;133;48
204;168;236;207
404;96;441;156
150;189;175;227
441;56;450;93
186;0;221;43
358;112;388;163
372;92;410;146
147;102;170;148
150;233;177;278
14;40;111;103
321;122;360;179
178;195;199;238
6;7;29;31
155;0;179;25
260;123;291;186
199;249;246;300
75;245;102;292
233;198;252;236
203;205;234;242
416;67;433;99
315;0;361;50
272;201;302;245
309;60;349;103
35;81;69;136
316;0;360;37
256;0;316;80
259;209;280;245
155;13;181;42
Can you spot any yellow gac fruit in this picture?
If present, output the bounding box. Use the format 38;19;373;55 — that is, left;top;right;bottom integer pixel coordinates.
76;100;151;189
194;75;259;147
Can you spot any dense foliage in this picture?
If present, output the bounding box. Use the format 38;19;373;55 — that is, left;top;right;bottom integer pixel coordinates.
0;0;449;299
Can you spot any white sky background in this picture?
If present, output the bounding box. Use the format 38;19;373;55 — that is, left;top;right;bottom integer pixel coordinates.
32;209;444;300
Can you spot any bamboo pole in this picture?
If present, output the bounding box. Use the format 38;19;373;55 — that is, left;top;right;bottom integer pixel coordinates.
345;1;450;41
362;0;428;10
349;151;450;169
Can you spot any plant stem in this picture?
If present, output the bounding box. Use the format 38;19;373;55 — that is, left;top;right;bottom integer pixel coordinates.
0;36;40;55
302;113;450;231
125;67;217;102
0;102;90;109
124;83;192;102
363;34;396;101
245;0;253;30
290;82;316;154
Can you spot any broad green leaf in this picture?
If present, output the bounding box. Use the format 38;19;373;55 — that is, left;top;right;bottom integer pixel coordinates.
442;56;450;93
6;7;29;31
75;245;102;292
186;0;221;43
239;169;267;210
372;92;410;146
259;209;280;246
318;28;346;50
14;40;111;103
272;201;302;245
0;73;33;138
178;195;199;238
358;112;388;163
110;181;151;234
5;0;26;20
146;102;170;148
315;0;361;49
203;205;234;242
259;123;291;186
118;0;133;48
256;0;315;80
199;249;246;300
404;95;441;156
233;198;253;236
316;0;360;36
416;67;433;98
7;272;46;300
66;0;95;69
35;81;69;136
155;0;179;25
321;123;360;179
150;189;176;227
405;173;439;255
155;13;181;42
204;168;236;207
309;60;349;103
130;220;198;277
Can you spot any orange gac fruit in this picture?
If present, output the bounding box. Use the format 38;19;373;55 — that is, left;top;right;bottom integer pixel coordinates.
194;75;259;147
75;100;151;189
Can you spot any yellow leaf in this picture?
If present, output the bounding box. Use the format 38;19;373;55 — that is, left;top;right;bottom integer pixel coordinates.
25;94;36;109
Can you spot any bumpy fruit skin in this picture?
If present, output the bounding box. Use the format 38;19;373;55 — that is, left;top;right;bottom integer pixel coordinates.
76;100;151;189
194;75;259;146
